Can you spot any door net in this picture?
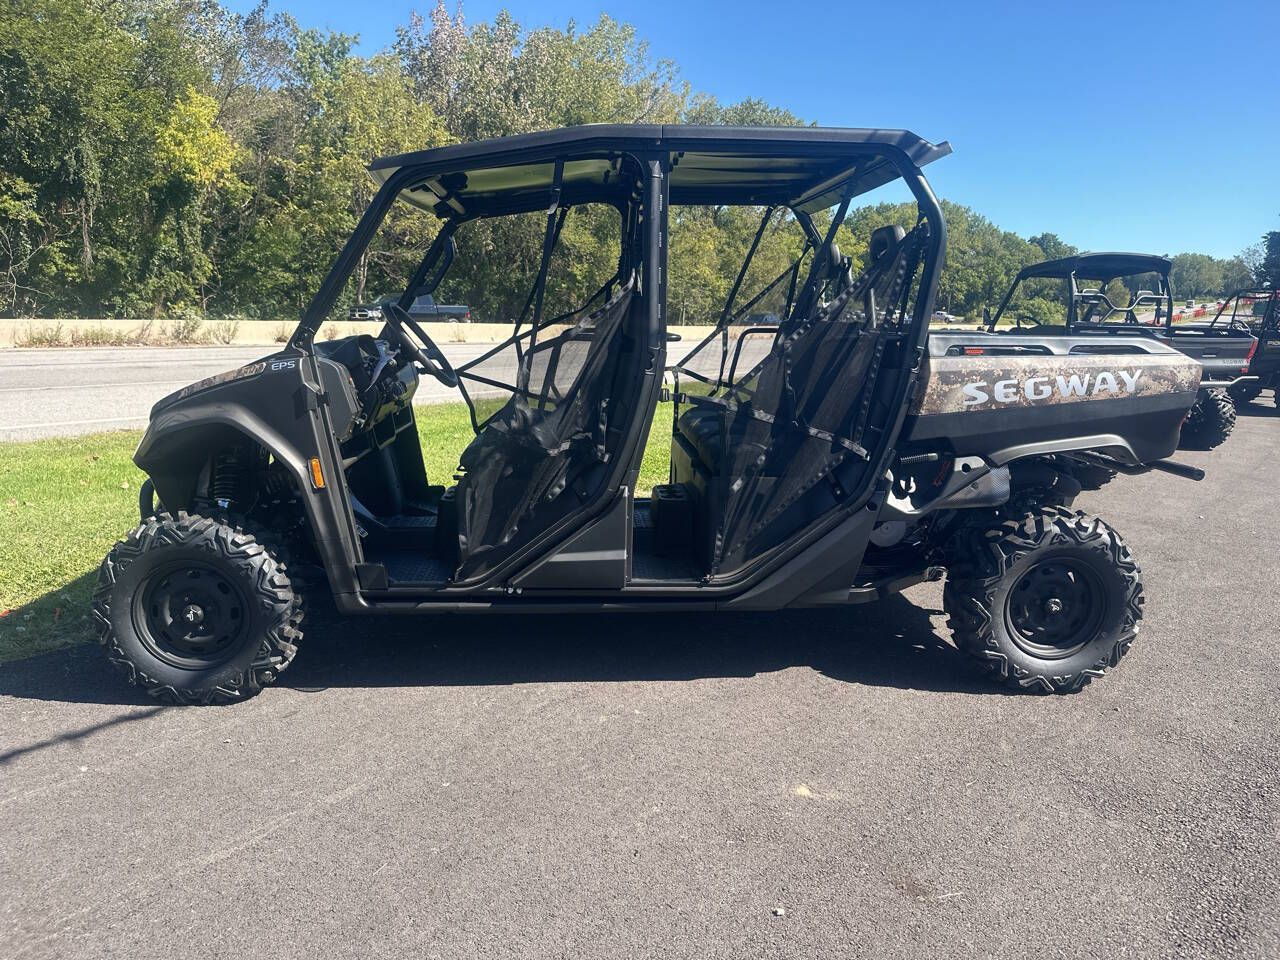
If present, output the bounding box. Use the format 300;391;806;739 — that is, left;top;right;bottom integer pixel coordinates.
672;222;928;574
452;276;637;577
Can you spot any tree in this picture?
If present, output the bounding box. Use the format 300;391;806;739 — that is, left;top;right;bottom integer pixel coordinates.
1028;233;1076;261
839;202;1062;319
1256;231;1280;288
0;0;1264;327
232;43;449;315
682;95;805;127
1220;256;1254;293
0;0;141;312
392;5;689;322
136;87;243;315
1170;253;1224;299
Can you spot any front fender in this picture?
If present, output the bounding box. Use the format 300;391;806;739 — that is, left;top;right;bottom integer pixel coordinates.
135;404;313;513
131;356;363;599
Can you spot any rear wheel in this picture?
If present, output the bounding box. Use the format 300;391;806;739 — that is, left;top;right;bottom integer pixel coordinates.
92;513;302;704
1180;388;1236;450
944;507;1143;694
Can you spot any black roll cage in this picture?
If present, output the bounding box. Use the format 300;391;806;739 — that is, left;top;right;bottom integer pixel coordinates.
1207;288;1279;333
290;127;950;359
277;126;951;599
987;254;1177;332
291;151;649;413
671;204;821;394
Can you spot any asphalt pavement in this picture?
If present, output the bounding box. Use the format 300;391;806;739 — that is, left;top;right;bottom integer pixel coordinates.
0;344;498;442
3;399;1279;959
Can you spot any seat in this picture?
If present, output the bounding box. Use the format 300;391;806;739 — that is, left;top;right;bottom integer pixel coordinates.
869;224;905;264
454;283;636;576
676;404;724;471
670;222;926;572
674;225;909;481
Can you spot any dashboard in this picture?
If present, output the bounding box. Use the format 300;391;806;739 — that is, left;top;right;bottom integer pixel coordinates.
314;335;419;442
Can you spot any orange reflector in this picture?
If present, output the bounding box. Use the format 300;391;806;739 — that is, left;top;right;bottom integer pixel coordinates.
309;457;326;489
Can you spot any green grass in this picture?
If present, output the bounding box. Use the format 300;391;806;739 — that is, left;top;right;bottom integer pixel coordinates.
0;431;144;662
404;399;673;494
0;401;675;662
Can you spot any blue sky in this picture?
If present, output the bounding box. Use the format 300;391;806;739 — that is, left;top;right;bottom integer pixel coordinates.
233;0;1278;258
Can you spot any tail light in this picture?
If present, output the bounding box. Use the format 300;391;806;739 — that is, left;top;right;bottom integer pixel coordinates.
1244;338;1258;371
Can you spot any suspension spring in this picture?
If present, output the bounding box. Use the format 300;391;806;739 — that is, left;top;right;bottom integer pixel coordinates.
210;448;245;509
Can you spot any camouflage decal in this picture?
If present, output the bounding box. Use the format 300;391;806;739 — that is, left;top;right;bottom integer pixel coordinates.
171;361;267;402
912;353;1202;416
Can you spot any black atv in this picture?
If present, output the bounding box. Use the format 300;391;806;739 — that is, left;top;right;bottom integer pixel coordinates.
92;125;1206;703
980;252;1257;450
1211;289;1279;408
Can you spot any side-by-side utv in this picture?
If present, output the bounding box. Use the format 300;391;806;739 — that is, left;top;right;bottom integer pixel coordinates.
980;252;1257;449
93;126;1206;704
1209;288;1280;407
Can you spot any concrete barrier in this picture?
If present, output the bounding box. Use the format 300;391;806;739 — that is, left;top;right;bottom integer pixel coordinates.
0;317;718;349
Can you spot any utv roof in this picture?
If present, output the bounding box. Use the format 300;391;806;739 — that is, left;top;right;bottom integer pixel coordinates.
369;124;952;216
1017;252;1172;282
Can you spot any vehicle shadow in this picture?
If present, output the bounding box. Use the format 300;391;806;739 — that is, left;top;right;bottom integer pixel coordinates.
1235;395;1280;418
0;591;1008;706
282;592;1002;696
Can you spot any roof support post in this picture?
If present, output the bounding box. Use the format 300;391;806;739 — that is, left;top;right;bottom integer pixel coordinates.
291;170;416;349
526;159;565;345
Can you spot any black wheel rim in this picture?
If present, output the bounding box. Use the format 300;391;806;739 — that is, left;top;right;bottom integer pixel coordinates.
133;562;250;669
1004;557;1107;659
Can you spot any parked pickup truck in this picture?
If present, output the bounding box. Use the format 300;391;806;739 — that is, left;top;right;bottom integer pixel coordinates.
981;252;1256;449
350;296;472;323
408;294;471;322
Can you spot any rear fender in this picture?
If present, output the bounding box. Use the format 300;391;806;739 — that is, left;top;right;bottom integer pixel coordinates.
988;433;1139;466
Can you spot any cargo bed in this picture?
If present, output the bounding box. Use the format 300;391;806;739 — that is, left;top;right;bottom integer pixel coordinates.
905;330;1202;464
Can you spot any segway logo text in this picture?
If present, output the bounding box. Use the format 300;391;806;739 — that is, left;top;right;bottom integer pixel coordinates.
962;369;1143;406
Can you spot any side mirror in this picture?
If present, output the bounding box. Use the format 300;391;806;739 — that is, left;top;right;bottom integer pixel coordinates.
666;332;682;343
982;307;992;327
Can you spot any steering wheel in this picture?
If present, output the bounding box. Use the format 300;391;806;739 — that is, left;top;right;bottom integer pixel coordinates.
381;302;459;388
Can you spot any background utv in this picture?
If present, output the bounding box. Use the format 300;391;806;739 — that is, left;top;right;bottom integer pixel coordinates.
979;252;1257;450
1211;288;1280;408
93;126;1205;704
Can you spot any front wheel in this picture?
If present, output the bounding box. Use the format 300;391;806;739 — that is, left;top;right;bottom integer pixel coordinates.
92;513;303;704
943;507;1144;694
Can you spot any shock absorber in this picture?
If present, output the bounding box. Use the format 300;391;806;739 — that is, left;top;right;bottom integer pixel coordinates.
210;447;245;511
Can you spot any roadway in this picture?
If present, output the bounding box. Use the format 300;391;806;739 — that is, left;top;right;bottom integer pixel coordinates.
0;337;757;442
0;305;1233;443
0;345;498;442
